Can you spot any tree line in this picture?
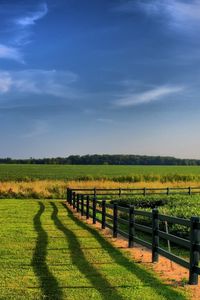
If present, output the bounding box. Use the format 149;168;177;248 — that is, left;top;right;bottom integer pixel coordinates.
0;155;200;165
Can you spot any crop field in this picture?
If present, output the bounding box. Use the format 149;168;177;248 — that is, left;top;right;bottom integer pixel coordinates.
1;164;200;182
0;199;188;300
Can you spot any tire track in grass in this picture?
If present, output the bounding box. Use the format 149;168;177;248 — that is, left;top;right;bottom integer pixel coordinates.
32;202;63;299
50;202;124;300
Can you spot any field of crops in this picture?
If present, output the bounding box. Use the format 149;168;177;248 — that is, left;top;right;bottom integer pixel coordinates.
1;164;200;182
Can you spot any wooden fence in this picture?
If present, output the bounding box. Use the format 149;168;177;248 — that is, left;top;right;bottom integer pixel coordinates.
68;186;200;197
66;188;200;285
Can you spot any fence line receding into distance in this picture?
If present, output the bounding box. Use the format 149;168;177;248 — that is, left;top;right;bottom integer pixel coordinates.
66;187;200;285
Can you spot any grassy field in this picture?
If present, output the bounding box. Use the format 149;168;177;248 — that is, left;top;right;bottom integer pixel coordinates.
0;199;187;300
1;164;200;182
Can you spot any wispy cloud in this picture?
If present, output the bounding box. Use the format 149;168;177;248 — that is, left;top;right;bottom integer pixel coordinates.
0;69;79;99
0;44;24;63
22;120;49;138
15;3;48;27
97;118;114;123
115;85;184;107
13;2;48;46
113;0;200;31
0;3;48;63
0;72;12;93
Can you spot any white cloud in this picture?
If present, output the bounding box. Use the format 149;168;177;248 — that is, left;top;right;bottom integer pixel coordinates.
0;44;24;63
0;72;12;93
113;0;200;30
15;3;48;27
115;85;184;107
0;69;79;98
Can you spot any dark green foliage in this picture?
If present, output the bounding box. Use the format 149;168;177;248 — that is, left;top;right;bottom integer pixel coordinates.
1;154;200;165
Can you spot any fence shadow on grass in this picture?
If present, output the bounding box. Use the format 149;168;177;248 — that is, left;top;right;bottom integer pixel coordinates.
50;202;124;300
61;203;187;300
32;202;63;300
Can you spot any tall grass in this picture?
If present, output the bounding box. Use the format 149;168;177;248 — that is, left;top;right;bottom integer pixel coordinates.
0;179;200;199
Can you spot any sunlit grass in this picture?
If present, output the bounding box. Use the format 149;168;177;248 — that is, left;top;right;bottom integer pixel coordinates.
0;199;188;299
1;179;200;199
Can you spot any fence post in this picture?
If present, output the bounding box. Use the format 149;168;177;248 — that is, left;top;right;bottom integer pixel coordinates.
70;189;73;205
72;192;76;209
189;187;192;195
67;188;72;205
113;202;118;238
152;208;159;263
167;187;170;195
81;195;84;216
66;188;69;203
94;188;96;198
77;194;80;213
86;195;90;219
93;197;97;224
189;216;200;285
119;188;121;197
102;199;106;229
128;205;135;248
143;187;146;196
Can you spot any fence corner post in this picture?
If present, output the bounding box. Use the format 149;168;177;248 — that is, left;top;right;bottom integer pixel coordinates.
152;208;159;263
81;195;84;216
77;194;80;213
67;188;72;205
113;202;118;238
128;205;135;248
72;192;76;209
86;195;90;219
93;197;97;224
102;199;106;229
189;216;200;285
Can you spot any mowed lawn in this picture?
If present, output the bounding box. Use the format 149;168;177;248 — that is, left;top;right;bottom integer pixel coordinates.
0;200;187;300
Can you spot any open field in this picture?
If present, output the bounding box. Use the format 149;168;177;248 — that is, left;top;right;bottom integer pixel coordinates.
0;199;187;300
1;164;200;182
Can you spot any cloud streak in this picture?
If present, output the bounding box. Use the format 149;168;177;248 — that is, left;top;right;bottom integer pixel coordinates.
0;69;79;99
0;44;24;63
15;3;48;27
115;85;184;107
0;3;48;63
113;0;200;31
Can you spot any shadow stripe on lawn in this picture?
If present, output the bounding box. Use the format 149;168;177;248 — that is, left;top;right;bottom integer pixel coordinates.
50;201;124;300
31;202;63;300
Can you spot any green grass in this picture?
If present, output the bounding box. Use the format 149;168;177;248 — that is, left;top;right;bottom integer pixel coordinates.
1;164;200;181
0;199;188;300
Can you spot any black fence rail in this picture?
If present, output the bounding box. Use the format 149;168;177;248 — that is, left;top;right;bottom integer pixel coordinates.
66;188;200;285
67;186;200;198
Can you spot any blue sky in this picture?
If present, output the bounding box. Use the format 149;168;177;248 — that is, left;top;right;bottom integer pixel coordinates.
0;0;200;158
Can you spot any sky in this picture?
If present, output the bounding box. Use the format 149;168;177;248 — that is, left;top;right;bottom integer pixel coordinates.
0;0;200;159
